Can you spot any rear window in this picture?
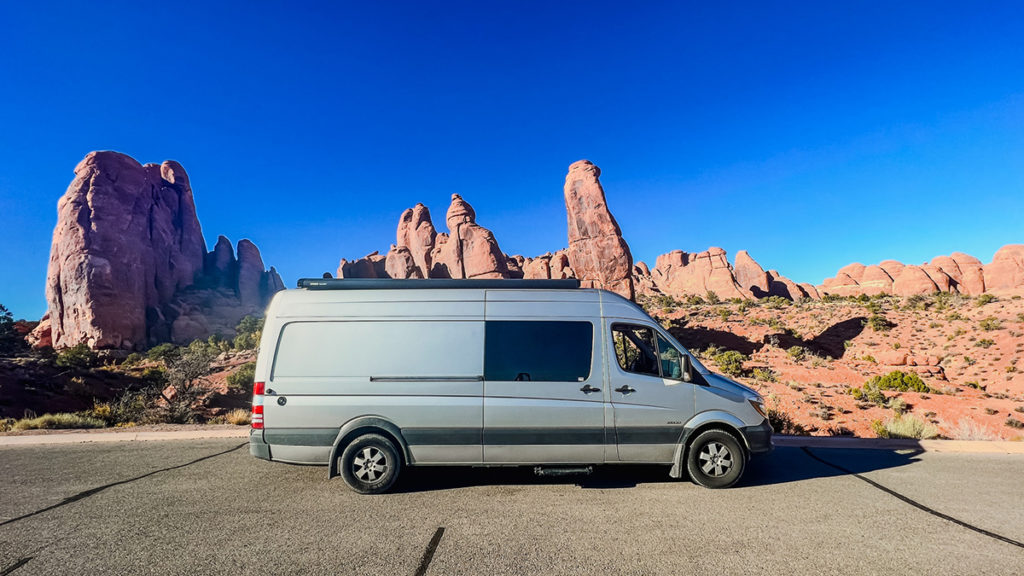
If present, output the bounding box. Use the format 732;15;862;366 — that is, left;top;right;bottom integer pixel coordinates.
484;321;593;382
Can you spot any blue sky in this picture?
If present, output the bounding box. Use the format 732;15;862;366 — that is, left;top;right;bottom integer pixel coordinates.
2;1;1023;319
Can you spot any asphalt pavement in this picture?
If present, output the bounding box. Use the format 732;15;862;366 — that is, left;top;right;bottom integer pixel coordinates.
1;439;1022;575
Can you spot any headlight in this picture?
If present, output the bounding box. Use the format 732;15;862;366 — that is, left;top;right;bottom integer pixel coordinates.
749;398;767;419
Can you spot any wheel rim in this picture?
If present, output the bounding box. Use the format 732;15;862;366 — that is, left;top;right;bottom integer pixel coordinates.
352;446;388;482
698;441;734;477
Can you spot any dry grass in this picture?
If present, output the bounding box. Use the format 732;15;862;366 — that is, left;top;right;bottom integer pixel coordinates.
949;419;998;441
9;413;106;431
224;409;251;426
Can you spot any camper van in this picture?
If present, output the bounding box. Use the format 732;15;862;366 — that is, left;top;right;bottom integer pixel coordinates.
249;278;772;493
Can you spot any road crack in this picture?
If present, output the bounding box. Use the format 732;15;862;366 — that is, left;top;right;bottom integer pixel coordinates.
802;447;1024;550
0;442;246;529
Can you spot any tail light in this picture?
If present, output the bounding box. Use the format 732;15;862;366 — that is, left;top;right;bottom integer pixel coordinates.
252;381;265;429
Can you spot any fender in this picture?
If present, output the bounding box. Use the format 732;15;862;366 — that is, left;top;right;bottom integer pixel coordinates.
327;415;412;478
668;410;748;478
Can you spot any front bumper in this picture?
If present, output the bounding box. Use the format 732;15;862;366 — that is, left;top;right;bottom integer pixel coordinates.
740;420;774;455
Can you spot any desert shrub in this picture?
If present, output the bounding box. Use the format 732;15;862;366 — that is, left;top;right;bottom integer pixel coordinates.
1007;417;1024;429
903;294;929;311
964;381;985;390
147;343;179;363
975;294;997;307
12;413;105;431
752;367;777;382
979;317;1001;331
810;405;833;421
705;291;721;305
862;354;876;363
866;314;893;332
1018;313;1024;323
888;397;908;415
737;300;752;314
787;346;807;363
55;343;97;370
951;419;997;441
767;407;808;435
763;295;791;309
868;370;931;393
685;294;705;306
227;362;256;389
984;407;999;415
712;350;747;377
717;308;732;321
233;315;265;350
0;304;26;355
159;346;214;423
975;339;995;348
225;408;251;425
122;352;143;366
872;415;938;439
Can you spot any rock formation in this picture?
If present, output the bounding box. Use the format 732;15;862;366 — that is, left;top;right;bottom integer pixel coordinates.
563;160;634;299
734;250;771;297
819;246;1024;298
29;151;283;350
984;244;1024;293
651;248;747;300
433;194;509;279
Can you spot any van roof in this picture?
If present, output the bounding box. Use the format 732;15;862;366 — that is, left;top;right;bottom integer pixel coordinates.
296;278;581;290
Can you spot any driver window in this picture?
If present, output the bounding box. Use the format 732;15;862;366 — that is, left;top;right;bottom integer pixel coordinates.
657;334;683;379
612;324;659;377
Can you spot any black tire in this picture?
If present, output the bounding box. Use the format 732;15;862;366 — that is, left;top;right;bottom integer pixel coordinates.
686;429;746;489
339;433;402;494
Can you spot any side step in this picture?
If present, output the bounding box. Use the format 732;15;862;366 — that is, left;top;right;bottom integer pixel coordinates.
533;466;594;478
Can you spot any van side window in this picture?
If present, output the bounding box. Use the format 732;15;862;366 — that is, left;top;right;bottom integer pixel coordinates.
657;334;683;379
485;321;593;382
612;324;659;377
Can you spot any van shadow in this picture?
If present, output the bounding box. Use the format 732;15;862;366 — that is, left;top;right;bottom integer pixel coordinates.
389;446;923;493
667;317;867;360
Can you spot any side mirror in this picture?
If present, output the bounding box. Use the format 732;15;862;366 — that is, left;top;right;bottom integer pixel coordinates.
681;355;693;383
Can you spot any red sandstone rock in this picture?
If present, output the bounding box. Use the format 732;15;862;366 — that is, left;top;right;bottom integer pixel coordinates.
385;245;423;279
951;252;986;295
798;283;821;300
734;250;771;297
767;271;809;301
563;160;634;299
878;260;906;280
396;204;437;278
892;265;939;296
39;152;282;350
857;265;894;296
921;264;952;294
337;251;387;278
876;350;909;366
837;263;866;283
652;248;748;300
431;194;508;279
983;244;1024;293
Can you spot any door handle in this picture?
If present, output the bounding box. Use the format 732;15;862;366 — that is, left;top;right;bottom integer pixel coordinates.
580;384;601;394
615;385;636;394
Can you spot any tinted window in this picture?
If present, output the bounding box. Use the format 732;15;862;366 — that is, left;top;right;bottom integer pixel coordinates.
657;334;683;379
485;321;593;382
612;324;659;376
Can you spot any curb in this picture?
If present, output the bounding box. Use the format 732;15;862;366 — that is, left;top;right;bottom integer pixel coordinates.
773;435;1024;454
0;428;250;446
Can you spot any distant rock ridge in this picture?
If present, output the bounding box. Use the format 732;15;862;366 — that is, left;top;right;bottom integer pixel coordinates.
29;151;283;350
819;246;1024;297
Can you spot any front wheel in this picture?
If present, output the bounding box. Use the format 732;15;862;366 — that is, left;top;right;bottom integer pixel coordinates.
339;433;402;494
686;429;746;489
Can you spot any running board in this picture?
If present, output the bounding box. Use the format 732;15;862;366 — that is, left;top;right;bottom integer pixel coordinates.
533;466;594;477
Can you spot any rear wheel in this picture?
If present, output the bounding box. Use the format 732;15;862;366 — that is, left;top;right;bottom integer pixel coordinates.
686;429;745;489
340;433;401;494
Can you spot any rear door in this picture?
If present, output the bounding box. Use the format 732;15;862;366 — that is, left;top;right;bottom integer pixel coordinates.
483;292;607;463
607;321;695;462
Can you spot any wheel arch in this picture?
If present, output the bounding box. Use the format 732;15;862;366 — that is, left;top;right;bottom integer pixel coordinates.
328;416;411;479
669;411;748;479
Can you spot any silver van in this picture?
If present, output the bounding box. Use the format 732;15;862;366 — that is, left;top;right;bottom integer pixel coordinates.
249;278;772;493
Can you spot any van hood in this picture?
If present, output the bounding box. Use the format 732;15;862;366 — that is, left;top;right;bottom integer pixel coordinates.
704;372;761;401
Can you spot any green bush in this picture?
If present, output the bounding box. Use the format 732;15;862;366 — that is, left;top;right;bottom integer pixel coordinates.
868;370;931;393
763;295;791;309
975;294;997;307
866;314;893;331
975;339;995;349
872;415;938;439
147;343;179;363
122;352;143;366
1006;417;1024;429
11;413;105;431
704;291;721;305
979;317;1001;331
685;294;706;306
712;350;747;377
233;315;265;350
55;343;97;370
0;303;25;355
752;367;777;382
787;346;807;363
227;362;256;389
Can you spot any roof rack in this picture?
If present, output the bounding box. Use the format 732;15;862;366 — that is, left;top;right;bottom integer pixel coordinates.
296;278;581;290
